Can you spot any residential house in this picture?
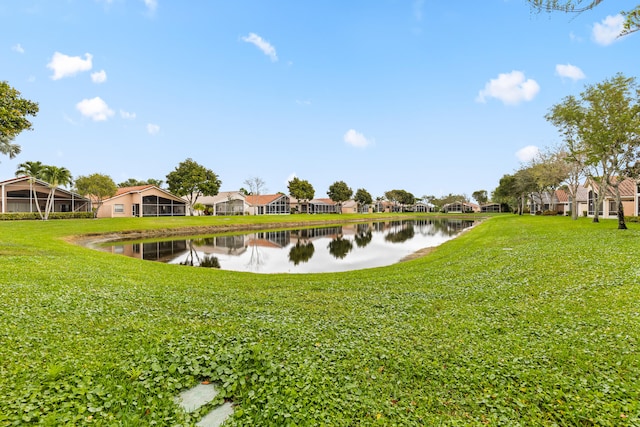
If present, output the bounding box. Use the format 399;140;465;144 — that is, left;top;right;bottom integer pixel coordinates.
580;177;636;218
191;191;248;216
413;202;433;213
290;197;337;214
246;193;290;215
442;201;478;213
96;185;186;218
0;176;90;214
480;202;502;213
340;199;372;214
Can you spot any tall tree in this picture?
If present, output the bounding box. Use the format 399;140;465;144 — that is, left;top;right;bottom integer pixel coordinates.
425;193;468;212
15;160;45;179
288;177;315;213
327;180;353;214
40;165;73;220
527;1;640;36
546;73;640;228
166;158;221;215
545;98;588;220
471;190;488;206
15;160;45;217
75;173;118;218
0;81;39;160
492;169;537;215
354;188;373;213
384;189;415;211
118;178;164;188
528;148;570;212
243;176;267;196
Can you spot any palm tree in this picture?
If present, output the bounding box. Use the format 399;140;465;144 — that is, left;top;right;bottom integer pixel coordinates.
40;165;73;220
15;161;46;218
15;160;45;178
0;136;21;159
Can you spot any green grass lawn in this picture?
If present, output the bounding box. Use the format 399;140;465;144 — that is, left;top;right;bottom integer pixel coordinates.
1;214;639;426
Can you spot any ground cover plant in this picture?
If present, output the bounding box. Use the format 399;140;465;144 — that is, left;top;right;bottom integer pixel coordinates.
0;214;639;425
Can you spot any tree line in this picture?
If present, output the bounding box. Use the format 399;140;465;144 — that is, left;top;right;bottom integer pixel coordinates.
492;73;640;229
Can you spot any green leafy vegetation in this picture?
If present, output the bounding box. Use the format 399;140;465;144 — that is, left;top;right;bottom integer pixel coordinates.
1;214;639;425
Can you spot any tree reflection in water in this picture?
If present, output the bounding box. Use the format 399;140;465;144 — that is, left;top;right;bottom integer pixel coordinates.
354;223;373;248
180;241;201;266
288;241;315;265
327;236;353;259
385;224;415;243
179;241;221;268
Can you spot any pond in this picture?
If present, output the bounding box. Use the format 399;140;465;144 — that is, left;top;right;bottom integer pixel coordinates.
99;218;476;274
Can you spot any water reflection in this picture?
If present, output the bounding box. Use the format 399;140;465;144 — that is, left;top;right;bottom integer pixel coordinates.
100;219;475;274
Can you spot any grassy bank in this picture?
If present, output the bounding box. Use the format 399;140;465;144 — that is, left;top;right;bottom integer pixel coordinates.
1;214;639;425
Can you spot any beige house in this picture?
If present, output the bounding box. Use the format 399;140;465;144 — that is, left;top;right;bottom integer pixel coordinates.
578;177;636;218
246;193;290;215
96;185;186;218
0;176;90;214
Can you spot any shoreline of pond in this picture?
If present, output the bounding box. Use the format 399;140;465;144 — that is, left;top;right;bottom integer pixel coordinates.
75;216;485;271
70;215;484;245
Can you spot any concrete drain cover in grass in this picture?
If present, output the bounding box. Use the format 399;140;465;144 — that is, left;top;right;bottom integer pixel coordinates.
174;383;233;427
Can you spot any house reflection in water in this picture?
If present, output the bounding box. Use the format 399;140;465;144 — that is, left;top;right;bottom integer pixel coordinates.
100;219;476;273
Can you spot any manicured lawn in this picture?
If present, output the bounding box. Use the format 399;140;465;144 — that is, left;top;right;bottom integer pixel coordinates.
1;214;639;425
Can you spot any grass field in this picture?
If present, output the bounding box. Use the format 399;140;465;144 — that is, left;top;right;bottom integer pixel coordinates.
1;213;639;426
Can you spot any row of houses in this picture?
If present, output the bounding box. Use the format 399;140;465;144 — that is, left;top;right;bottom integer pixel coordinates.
3;175;638;219
0;176;435;218
528;177;638;218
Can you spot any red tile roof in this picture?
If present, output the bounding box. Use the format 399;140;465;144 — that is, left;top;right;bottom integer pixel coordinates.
555;188;569;203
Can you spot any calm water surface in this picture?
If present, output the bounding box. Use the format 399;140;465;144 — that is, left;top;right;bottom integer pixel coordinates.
99;219;475;274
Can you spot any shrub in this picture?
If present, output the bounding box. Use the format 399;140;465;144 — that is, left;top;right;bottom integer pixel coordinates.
0;212;93;221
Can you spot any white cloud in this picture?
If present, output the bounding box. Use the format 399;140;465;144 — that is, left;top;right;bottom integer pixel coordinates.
143;0;157;13
592;14;624;46
91;70;107;83
555;64;585;81
344;129;372;148
47;52;93;80
147;123;160;135
12;44;24;54
76;97;114;121
516;145;540;163
241;33;278;62
296;99;311;106
120;110;136;119
286;172;297;185
476;71;540;105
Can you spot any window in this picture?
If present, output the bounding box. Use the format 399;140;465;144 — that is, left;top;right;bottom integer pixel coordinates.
114;204;124;213
609;200;618;215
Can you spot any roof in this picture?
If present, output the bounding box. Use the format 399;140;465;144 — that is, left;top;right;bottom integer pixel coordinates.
246;193;288;206
105;185;184;203
310;198;336;205
195;191;246;205
1;176;89;200
114;185;154;196
582;177;636;198
555;188;569;203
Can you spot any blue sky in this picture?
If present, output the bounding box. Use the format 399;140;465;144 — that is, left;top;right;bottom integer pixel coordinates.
1;1;638;200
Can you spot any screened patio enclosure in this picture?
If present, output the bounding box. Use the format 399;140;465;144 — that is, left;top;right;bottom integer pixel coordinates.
140;194;186;216
0;177;91;214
